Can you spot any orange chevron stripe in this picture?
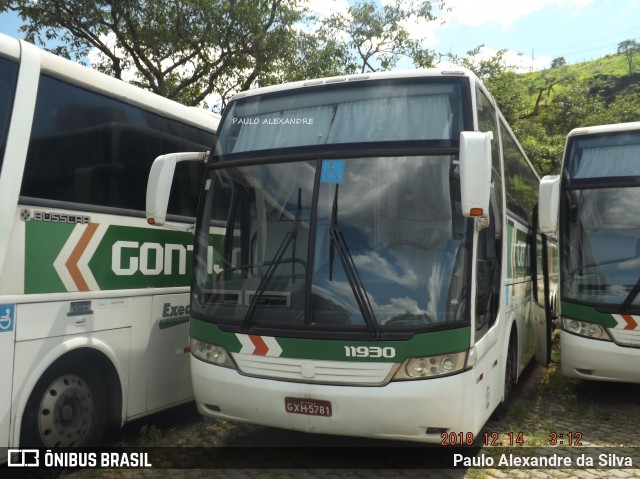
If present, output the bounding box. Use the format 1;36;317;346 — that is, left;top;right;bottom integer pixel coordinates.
621;314;639;330
66;223;98;292
249;335;269;355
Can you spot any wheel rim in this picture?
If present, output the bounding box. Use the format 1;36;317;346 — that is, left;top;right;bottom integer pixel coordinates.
37;374;94;447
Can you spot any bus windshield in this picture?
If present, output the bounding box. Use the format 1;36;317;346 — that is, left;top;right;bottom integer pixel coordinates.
193;154;469;335
561;133;640;311
214;79;465;156
566;131;640;179
192;78;473;336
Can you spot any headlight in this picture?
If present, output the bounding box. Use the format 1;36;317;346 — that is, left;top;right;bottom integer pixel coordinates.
392;351;468;380
561;317;612;341
190;338;236;368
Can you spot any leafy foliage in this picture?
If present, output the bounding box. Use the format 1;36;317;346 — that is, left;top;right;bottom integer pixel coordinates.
3;0;446;108
476;51;640;176
3;2;636;177
314;0;446;73
617;39;640;75
5;0;312;109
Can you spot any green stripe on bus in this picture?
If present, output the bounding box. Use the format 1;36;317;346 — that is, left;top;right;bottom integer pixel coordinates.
190;318;471;362
560;301;617;328
25;221;73;293
24;221;195;293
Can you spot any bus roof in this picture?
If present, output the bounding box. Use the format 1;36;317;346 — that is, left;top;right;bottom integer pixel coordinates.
567;121;640;138
229;67;480;102
0;33;219;132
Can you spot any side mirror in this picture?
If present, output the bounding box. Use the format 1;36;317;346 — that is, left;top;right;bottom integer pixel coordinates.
146;151;208;226
538;175;560;234
459;131;493;220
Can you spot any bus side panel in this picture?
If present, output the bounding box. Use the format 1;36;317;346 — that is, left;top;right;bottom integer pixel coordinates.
0;215;23;458
470;319;502;430
147;293;192;411
505;220;536;375
0;314;16;458
14;298;149;418
11;327;132;446
11;287;193;422
15;299;136;342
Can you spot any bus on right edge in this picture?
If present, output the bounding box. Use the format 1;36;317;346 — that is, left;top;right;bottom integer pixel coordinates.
539;122;640;384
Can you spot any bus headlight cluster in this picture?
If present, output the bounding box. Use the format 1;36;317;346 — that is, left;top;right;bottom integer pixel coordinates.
561;317;611;341
190;338;236;368
393;351;467;380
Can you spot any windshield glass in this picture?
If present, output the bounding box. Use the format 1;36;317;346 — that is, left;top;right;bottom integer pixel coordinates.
215;79;465;155
560;186;640;309
193;155;469;334
567;131;640;179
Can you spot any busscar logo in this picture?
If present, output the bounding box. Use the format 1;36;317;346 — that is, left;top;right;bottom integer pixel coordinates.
20;209;91;224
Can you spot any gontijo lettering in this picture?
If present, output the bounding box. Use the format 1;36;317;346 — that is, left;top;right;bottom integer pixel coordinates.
112;241;193;276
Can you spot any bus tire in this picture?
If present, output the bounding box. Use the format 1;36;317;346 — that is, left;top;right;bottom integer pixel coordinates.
20;356;108;448
492;333;516;420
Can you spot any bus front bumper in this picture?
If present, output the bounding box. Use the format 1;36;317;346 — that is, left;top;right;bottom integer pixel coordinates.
191;356;478;443
560;330;640;383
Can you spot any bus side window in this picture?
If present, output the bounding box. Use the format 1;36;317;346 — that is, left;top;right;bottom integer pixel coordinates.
0;58;19;162
20;74;213;216
475;88;502;341
475;204;499;340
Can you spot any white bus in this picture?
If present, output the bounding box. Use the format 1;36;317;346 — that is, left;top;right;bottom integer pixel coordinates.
539;122;640;384
0;33;218;458
148;68;554;442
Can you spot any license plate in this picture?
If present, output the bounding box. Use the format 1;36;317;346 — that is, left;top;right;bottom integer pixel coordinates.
284;397;332;417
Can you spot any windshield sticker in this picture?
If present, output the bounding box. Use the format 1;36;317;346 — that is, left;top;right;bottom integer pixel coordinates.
232;117;314;125
321;160;345;184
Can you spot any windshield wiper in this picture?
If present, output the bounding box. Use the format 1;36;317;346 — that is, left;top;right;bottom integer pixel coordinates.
291;188;301;283
328;184;380;338
620;277;640;312
242;188;301;330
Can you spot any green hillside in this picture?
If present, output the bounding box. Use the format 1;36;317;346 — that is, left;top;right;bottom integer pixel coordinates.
526;53;630;89
485;52;640;176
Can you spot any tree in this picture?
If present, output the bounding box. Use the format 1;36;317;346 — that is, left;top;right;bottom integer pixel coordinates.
550;57;566;68
3;0;447;109
445;45;514;80
5;0;308;109
314;0;446;73
617;39;640;75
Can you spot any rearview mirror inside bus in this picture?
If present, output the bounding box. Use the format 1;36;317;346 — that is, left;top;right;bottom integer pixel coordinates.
538;175;560;234
146;151;208;227
459;131;492;221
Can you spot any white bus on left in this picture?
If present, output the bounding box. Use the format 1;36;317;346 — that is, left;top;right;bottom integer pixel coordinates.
0;33;218;459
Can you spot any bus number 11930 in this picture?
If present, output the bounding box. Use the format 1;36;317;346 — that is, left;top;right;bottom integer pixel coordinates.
344;346;396;358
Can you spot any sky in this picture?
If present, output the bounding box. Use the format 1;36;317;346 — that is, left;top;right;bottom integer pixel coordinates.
1;0;640;73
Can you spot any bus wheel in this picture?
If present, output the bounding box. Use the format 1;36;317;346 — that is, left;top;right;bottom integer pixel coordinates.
20;357;108;448
492;336;516;420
